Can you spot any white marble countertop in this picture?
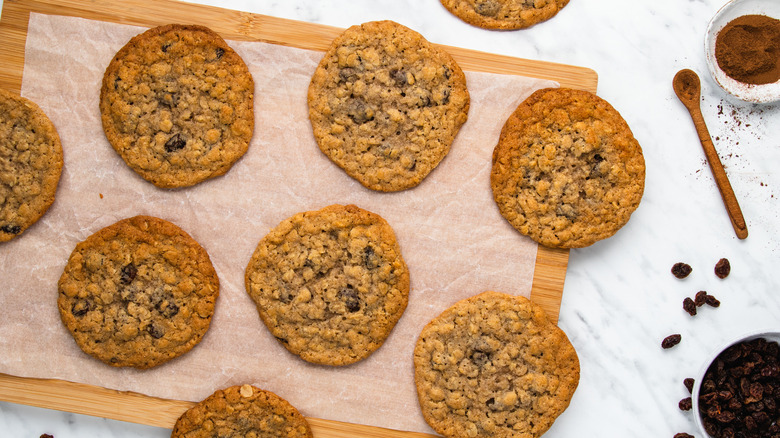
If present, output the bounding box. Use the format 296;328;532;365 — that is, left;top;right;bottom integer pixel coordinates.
1;0;779;437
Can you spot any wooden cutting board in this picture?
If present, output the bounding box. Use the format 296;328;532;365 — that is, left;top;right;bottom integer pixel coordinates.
0;0;596;435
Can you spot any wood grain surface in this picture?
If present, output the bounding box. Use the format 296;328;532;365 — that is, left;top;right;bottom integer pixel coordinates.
0;0;596;435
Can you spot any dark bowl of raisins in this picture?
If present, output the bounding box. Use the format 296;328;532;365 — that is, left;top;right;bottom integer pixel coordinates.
692;330;780;438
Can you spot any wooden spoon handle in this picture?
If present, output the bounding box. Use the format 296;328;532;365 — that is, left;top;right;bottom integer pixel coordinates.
688;106;748;239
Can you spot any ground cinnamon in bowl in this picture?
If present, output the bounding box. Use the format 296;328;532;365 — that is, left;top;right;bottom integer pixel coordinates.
715;14;780;85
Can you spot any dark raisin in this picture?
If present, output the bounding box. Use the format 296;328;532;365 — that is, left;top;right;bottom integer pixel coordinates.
715;258;731;279
156;300;179;318
363;246;378;269
120;263;137;284
683;297;697;316
443;66;452;79
165;133;187;152
672;262;692;279
471;350;490;367
684;378;695;393
345;99;373;124
679;397;693;411
215;47;225;59
71;299;92;317
274;336;288;344
673;434;694;438
161;43;171;52
0;224;21;234
338;286;360;312
40;434;54;438
338;67;358;83
705;294;721;308
695;290;708;306
662;334;682;349
147;324;164;339
474;0;500;16
439;88;450;105
390;68;407;86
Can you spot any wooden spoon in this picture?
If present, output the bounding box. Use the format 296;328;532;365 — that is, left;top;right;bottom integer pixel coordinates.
673;68;748;239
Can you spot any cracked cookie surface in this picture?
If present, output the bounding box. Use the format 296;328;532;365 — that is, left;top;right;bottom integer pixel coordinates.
100;24;254;188
307;20;469;192
414;291;579;438
491;87;645;248
245;204;409;366
172;384;312;438
0;89;63;242
440;0;570;30
58;215;219;369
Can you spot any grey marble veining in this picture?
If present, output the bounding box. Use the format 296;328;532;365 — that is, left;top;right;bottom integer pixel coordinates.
2;0;779;437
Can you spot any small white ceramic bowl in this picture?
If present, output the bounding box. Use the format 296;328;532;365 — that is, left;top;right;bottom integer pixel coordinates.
691;330;780;437
704;0;780;103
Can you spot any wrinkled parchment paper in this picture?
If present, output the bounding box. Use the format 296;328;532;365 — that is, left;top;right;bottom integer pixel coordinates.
0;13;557;433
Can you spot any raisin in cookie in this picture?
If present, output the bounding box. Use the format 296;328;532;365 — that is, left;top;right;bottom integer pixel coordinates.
307;20;469;192
245;204;409;366
58;215;219;369
414;291;580;438
440;0;570;30
172;384;312;438
100;24;254;188
0;89;63;242
491;88;645;248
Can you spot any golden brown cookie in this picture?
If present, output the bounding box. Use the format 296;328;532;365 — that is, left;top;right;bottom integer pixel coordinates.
58;215;219;369
245;204;409;366
414;291;580;438
0;88;63;242
307;20;469;192
491;87;645;248
100;24;254;188
440;0;570;30
172;384;312;438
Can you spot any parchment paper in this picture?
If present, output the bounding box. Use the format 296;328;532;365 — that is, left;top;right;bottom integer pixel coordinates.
0;13;557;433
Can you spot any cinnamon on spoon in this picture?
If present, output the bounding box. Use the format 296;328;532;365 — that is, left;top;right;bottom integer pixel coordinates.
672;68;748;239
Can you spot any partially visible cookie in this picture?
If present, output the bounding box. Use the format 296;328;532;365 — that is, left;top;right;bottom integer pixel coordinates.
307;20;470;192
440;0;570;30
414;291;580;438
245;204;409;366
491;87;645;248
58;215;219;369
0;89;63;242
172;384;312;438
100;24;254;188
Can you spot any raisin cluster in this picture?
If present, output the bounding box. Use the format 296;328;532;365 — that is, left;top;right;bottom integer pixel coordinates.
698;338;780;438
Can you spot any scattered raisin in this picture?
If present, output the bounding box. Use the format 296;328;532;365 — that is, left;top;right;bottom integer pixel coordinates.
674;434;694;438
672;262;693;279
120;263;137;284
164;133;186;152
694;291;708;306
684;378;695;393
40;434;54;438
683;297;697;316
662;334;682;349
705;294;721;308
715;258;731;279
0;224;21;234
679;397;693;411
